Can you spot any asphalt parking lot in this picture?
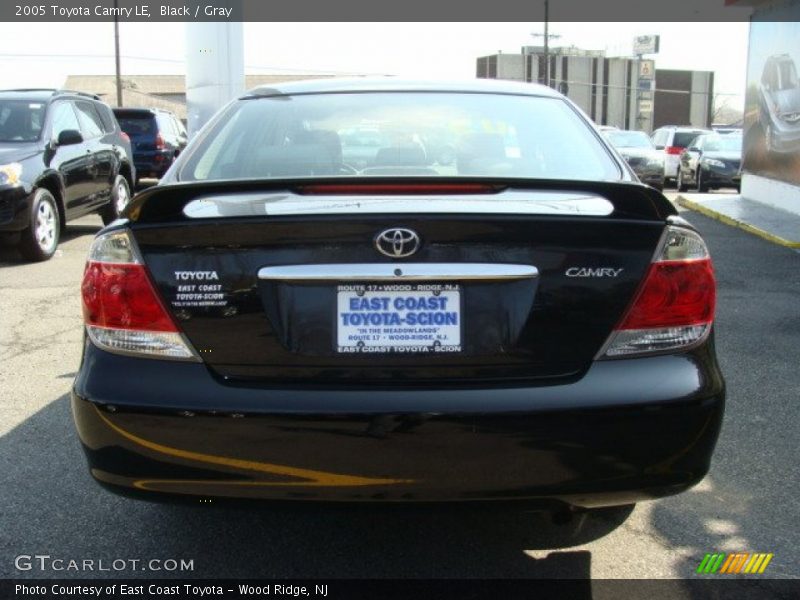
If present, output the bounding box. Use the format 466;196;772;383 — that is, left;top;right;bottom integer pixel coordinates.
0;193;798;585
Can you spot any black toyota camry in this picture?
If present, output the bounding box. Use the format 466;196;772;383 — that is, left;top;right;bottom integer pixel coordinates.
72;79;724;512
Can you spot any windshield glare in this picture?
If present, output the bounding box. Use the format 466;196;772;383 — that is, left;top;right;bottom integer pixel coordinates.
0;100;46;142
180;92;621;182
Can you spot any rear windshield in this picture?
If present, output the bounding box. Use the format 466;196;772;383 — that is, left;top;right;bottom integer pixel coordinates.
605;130;654;149
0;100;46;142
673;131;707;148
703;135;742;152
116;114;156;136
180;92;621;182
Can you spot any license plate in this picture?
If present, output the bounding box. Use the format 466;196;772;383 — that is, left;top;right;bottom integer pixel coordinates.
336;283;462;354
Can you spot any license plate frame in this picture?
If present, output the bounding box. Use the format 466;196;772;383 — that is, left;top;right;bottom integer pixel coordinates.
336;283;462;354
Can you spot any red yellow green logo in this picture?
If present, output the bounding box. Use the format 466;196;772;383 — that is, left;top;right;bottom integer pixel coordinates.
697;552;773;574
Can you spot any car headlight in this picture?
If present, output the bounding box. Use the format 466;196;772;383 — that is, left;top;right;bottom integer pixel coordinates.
0;162;22;186
702;158;726;168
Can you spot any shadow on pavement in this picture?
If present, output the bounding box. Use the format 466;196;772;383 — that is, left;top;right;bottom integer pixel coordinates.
0;394;634;581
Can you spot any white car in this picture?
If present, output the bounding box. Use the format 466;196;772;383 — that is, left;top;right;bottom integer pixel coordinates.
651;126;712;183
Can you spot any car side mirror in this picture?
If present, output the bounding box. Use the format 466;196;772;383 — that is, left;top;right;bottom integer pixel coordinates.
56;129;83;146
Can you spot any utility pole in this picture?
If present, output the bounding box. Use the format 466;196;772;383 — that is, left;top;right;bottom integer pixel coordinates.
113;0;122;107
531;0;561;87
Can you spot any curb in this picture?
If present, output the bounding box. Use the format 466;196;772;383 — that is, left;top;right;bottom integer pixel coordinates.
676;196;800;249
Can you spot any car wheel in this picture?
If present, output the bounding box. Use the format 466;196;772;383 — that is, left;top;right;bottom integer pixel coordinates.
676;169;688;192
19;188;60;262
100;175;131;225
696;169;709;193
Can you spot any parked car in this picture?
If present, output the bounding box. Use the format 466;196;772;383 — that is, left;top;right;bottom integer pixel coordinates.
73;79;724;516
651;125;712;184
602;129;665;190
677;133;742;193
112;108;187;181
758;53;800;154
0;89;134;261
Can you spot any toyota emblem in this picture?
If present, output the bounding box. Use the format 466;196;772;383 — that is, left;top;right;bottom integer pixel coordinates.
375;228;421;258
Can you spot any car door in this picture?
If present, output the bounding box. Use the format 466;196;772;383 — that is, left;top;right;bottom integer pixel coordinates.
74;100;113;210
47;100;94;215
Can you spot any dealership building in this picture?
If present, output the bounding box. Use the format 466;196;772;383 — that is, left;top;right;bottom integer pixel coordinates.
476;46;715;133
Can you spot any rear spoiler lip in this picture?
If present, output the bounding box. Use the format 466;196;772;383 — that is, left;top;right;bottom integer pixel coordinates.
125;177;677;224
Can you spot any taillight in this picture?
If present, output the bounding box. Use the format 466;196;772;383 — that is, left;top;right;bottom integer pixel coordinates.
120;131;130;143
665;146;684;155
155;133;166;150
598;225;716;358
81;230;199;361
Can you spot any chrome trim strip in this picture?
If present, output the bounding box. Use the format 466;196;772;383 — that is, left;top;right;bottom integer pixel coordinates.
258;263;539;282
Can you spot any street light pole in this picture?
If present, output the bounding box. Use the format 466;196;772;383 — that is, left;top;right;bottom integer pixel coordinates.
114;0;122;107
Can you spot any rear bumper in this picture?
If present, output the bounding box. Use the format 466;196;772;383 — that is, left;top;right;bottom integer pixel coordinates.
72;340;725;508
133;151;172;178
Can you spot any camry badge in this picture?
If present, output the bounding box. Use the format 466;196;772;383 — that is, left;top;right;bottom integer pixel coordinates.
375;228;421;258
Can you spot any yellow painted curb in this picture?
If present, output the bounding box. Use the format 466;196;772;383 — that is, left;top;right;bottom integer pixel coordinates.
677;196;800;249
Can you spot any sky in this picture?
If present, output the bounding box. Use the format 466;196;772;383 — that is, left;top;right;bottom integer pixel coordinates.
0;22;750;111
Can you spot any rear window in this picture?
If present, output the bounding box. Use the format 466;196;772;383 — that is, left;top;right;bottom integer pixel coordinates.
673;131;707;148
116;114;156;136
605;130;654;149
180;92;621;182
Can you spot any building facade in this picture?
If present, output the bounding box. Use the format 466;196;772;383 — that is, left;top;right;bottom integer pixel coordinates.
477;47;713;133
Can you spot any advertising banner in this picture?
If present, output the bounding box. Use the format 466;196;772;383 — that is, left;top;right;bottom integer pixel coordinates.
742;14;800;187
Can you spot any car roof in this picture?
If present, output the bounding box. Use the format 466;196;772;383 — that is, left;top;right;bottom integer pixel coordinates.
242;77;563;99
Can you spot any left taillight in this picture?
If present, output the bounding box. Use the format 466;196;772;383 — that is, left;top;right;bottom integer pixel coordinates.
81;230;199;361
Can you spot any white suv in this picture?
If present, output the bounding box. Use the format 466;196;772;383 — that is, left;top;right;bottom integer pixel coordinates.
651;126;712;184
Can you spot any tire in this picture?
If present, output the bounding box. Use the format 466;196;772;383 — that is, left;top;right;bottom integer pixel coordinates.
19;188;60;262
676;168;688;192
696;169;709;193
100;175;131;225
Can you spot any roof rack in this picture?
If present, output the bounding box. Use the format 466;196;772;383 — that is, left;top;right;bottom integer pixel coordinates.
55;89;102;100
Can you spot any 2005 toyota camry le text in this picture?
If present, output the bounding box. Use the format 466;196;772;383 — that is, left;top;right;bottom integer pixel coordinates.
71;79;724;514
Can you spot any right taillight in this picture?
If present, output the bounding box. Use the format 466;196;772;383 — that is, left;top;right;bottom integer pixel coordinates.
598;225;716;359
155;133;166;150
81;230;199;361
